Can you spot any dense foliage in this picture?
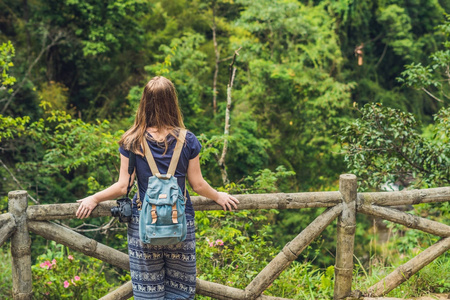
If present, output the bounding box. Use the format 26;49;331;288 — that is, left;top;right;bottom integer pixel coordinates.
2;0;449;197
1;0;450;298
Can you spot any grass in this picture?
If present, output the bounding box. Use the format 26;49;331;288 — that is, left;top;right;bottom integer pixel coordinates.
0;244;12;299
352;229;450;298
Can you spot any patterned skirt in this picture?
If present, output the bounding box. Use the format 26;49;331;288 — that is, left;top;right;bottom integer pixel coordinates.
128;208;196;300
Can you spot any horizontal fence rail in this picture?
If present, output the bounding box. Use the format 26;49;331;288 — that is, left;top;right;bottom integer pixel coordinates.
26;191;344;221
0;213;16;246
1;176;450;299
25;187;450;221
359;187;450;206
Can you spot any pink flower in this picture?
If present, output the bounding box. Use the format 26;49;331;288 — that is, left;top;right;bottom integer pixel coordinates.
68;255;74;261
208;242;214;247
63;281;69;288
51;259;57;265
47;281;52;285
71;279;76;286
40;261;52;270
215;239;224;246
74;276;80;281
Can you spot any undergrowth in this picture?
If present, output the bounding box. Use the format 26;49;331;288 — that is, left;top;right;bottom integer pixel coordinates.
352;205;450;298
0;205;448;299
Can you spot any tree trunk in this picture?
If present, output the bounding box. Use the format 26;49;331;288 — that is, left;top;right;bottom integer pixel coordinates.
212;2;219;114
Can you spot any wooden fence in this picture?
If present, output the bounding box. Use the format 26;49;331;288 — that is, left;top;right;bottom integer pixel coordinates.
1;174;450;299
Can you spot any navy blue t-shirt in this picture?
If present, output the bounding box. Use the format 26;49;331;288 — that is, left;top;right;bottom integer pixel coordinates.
119;131;201;217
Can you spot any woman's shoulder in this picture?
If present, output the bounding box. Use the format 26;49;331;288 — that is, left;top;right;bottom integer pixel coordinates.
183;130;201;159
118;146;131;158
185;129;196;138
184;130;200;143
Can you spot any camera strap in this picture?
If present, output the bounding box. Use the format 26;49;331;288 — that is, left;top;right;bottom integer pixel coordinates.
126;152;136;199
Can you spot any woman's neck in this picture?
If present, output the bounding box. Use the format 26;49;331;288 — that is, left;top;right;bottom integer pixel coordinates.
147;127;170;142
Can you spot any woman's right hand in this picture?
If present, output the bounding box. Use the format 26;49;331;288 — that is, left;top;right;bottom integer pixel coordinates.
76;195;99;219
215;192;239;211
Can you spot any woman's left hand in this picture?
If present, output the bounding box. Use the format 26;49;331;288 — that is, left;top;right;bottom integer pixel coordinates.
76;196;99;219
215;192;239;211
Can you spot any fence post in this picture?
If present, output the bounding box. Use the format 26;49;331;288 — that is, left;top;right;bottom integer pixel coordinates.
334;174;357;300
9;190;32;300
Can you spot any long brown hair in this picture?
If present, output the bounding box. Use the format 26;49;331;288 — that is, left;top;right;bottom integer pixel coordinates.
119;76;185;156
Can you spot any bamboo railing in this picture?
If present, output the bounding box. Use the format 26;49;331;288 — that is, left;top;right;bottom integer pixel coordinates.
1;174;450;300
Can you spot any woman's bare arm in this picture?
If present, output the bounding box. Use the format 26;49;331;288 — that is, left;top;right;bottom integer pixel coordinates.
76;154;135;219
187;155;239;211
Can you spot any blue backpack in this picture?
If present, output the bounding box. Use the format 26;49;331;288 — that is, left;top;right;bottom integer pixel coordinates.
138;129;187;245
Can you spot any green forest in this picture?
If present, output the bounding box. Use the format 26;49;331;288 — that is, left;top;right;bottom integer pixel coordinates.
1;0;449;298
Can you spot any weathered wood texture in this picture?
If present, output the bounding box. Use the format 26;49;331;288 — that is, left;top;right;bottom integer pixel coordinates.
193;192;341;211
99;281;133;300
196;279;292;300
334;175;357;300
27;201;117;221
9;191;32;300
27;192;342;221
366;236;450;297
25;188;450;221
28;221;130;271
0;213;16;247
359;187;450;206
244;204;343;299
0;211;14;225
359;204;450;237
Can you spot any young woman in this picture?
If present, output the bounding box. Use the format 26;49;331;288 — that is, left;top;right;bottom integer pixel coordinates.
75;76;239;299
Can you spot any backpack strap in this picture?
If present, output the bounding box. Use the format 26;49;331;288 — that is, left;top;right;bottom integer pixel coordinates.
139;129;188;219
142;138;161;176
167;129;187;176
166;129;186;224
142;129;187;178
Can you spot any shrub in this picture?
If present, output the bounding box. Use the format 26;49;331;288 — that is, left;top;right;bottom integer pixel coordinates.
0;244;12;299
32;242;126;299
195;210;335;299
